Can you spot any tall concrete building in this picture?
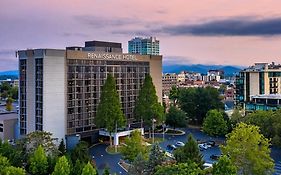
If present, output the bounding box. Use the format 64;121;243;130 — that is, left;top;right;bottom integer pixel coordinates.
235;62;281;111
17;40;162;142
128;37;159;55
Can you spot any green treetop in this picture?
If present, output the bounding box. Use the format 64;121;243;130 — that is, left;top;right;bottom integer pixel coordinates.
174;134;204;168
221;123;274;175
203;109;228;136
81;162;97;175
28;145;49;175
120;130;148;162
52;156;70;175
212;155;237;175
96;74;126;146
134;74;164;127
165;106;187;130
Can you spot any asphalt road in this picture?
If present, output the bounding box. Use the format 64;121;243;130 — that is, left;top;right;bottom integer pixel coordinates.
89;128;281;175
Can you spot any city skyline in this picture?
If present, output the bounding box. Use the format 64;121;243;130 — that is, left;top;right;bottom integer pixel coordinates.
1;0;281;71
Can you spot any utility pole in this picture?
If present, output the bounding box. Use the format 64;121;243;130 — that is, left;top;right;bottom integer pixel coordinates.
115;121;117;153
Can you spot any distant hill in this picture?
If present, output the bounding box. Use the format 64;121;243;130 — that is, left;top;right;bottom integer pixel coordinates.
0;70;18;76
162;64;242;75
0;70;18;80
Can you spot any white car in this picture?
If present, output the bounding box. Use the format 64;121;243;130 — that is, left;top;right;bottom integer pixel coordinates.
176;141;185;147
203;163;213;169
198;143;208;150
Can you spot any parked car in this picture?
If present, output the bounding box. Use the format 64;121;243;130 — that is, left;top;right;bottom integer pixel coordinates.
206;140;216;147
198;143;208;150
210;154;221;160
166;144;177;151
176;141;185;147
203;163;213;169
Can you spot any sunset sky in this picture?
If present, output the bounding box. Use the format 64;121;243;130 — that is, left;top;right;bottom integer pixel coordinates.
1;0;281;71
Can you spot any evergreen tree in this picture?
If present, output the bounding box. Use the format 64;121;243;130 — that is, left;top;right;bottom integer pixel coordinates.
81;162;97;175
70;141;90;164
96;74;126;146
221;123;274;175
58;139;66;156
2;166;26;175
212;155;237;175
154;162;202;175
72;159;85;175
28;145;48;175
165;106;187;130
134;75;164;131
128;153;147;175
52;156;70;175
146;143;165;174
203;109;228;136
174;134;204;168
103;166;110;175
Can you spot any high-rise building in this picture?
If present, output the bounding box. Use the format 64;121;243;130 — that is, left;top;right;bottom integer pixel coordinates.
128;37;159;55
235;62;281;111
17;40;162;142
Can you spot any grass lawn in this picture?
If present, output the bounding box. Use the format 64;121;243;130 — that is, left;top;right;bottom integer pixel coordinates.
165;128;184;134
106;145;124;154
144;137;165;144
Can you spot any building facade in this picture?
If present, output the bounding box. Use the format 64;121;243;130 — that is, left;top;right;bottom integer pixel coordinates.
235;62;281;110
162;73;177;96
128;37;159;55
17;40;162;142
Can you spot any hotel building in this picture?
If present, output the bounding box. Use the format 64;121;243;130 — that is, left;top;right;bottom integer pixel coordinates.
235;62;281;111
17;40;162;142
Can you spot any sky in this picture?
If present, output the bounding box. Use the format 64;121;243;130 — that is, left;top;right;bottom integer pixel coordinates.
1;0;281;71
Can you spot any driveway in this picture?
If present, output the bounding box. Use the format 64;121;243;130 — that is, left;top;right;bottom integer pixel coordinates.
89;127;281;175
89;144;127;175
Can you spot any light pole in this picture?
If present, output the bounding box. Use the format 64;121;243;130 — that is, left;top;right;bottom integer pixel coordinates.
152;118;156;144
162;123;165;141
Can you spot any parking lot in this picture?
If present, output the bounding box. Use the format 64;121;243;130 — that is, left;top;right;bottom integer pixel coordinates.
90;127;281;174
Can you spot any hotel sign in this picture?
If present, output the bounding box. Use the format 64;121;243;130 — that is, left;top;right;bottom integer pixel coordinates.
87;53;137;61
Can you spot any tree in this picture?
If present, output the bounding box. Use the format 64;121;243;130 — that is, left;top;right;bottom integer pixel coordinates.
245;110;275;139
165;106;187;130
212;155;237;175
103;166;110;175
2;166;26;175
174;134;204;168
203;109;228;136
146;143;165;174
154;162;202;175
81;162;97;175
6;97;13;111
71;159;85;175
169;85;179;105
128;153;147;175
95;74;126;146
28;145;49;175
70;141;90;164
19;131;58;155
221;123;274;175
58;139;66;156
230;109;244;126
135;75;164;128
178;87;224;125
120;130;148;162
0;140;24;167
0;155;10;169
52;156;70;175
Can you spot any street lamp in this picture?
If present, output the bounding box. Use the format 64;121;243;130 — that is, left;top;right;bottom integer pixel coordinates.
152;118;156;144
